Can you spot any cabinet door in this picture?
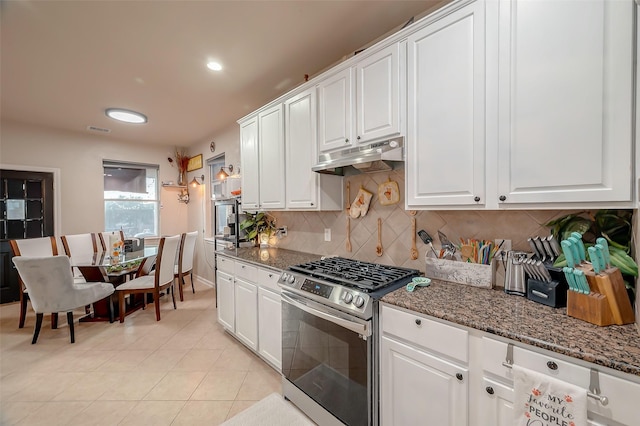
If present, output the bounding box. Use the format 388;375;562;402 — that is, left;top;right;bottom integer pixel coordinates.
496;0;633;205
235;277;258;350
380;336;468;426
285;88;318;209
239;116;260;210
406;1;486;207
216;271;235;332
355;43;400;143
258;287;281;370
317;67;353;153
478;378;514;426
258;104;286;209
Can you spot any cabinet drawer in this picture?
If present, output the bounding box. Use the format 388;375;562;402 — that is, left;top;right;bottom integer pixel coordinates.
589;371;640;426
482;337;590;389
258;268;281;293
235;261;257;282
216;255;234;274
381;304;468;363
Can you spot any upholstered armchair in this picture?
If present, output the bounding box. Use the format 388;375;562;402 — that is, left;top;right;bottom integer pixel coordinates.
11;256;115;344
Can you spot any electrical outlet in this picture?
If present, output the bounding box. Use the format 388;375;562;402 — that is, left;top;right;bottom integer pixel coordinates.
324;228;331;241
495;239;512;253
278;226;288;237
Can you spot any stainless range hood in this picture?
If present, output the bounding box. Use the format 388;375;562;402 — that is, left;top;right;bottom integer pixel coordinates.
312;137;405;175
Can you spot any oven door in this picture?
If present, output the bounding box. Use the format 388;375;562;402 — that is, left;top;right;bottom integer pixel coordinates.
281;290;372;426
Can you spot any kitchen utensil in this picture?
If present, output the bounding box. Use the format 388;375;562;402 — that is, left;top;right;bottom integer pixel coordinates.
571;232;587;262
528;237;542;259
596;237;611;268
376;218;383;257
525;259;539;281
438;231;456;259
546;235;562;257
532;237;547;262
410;218;419;260
346;181;351;214
588;246;602;274
574;269;589;294
536;260;552;282
504;251;527;296
418;230;439;258
561;240;576;268
563;267;575;291
541;238;555;261
406;277;431;292
567;236;585;263
346;217;352;252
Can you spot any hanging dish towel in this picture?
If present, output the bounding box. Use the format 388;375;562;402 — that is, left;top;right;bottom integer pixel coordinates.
512;365;587;426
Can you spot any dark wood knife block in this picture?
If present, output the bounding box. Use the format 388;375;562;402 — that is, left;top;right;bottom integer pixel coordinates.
566;266;634;326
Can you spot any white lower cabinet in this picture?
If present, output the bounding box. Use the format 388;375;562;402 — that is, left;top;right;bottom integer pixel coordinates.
380;335;468;425
380;303;640;426
216;270;235;332
258;286;281;369
215;255;281;371
234;277;258;350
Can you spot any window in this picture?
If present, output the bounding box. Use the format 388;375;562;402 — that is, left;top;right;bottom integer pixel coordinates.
103;161;159;238
208;155;226;201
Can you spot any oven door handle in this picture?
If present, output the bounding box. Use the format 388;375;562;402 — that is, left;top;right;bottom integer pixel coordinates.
281;292;371;337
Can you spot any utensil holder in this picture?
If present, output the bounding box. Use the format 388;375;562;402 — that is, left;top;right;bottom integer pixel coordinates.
566;266;634;326
425;256;495;288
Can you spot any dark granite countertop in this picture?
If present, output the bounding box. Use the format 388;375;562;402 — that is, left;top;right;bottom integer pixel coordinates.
382;280;640;377
215;247;322;272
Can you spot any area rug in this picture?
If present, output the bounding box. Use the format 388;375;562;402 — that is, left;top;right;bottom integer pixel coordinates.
221;393;316;426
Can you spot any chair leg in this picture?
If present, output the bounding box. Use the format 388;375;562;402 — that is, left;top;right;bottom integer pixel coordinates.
32;313;43;344
178;275;184;302
190;272;195;294
171;281;177;310
19;296;28;328
108;295;115;323
67;312;75;344
154;290;161;321
119;292;126;323
51;313;58;329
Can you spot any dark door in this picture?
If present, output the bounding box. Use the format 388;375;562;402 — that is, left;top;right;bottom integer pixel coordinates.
0;170;55;304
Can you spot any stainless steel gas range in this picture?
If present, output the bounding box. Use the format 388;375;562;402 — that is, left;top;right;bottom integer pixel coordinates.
278;257;419;426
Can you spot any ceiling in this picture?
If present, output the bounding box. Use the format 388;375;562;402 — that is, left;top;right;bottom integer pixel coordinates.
1;0;444;147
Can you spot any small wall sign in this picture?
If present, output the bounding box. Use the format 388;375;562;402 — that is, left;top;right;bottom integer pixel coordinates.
187;154;203;171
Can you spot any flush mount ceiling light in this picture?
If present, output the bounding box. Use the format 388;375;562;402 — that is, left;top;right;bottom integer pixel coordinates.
105;108;147;124
207;61;223;71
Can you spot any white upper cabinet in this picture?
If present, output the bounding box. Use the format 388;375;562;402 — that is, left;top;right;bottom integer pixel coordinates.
284;88;343;211
318;42;402;154
355;43;401;143
495;0;634;206
406;0;486;208
317;67;354;153
257;104;286;210
239;116;260;210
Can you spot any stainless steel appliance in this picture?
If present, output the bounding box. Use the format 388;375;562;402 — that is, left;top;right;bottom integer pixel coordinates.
278;257;419;426
213;198;248;249
312;137;405;175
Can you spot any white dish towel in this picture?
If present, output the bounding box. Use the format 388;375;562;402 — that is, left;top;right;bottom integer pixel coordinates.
512;365;587;426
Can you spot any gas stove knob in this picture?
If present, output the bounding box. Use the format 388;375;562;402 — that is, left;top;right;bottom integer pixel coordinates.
280;273;288;282
354;296;365;308
287;275;296;284
343;292;354;304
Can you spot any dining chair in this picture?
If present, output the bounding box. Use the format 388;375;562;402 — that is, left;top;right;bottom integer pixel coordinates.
98;230;126;253
11;256;115;344
116;235;180;323
61;233;98;283
176;231;198;301
10;236;60;329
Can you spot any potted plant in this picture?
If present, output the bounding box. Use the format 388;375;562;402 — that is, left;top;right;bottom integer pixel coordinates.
239;212;277;246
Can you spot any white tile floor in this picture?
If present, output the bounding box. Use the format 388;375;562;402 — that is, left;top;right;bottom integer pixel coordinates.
0;280;282;425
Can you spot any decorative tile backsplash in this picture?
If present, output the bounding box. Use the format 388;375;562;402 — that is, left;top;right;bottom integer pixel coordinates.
268;168;587;280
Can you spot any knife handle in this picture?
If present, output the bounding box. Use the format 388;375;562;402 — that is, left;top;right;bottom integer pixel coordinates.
588;246;601;274
547;235;562;257
528;238;541;260
570;232;587;262
533;237;546;261
596;237;610;268
563;267;576;292
541;238;555;261
567;236;583;263
573;269;589;294
594;244;607;273
561;240;576;268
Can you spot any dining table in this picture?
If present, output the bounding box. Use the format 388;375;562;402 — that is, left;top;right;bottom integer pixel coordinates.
70;246;158;322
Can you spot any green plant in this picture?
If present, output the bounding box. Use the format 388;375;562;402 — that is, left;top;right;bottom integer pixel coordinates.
546;210;638;294
239;212;276;243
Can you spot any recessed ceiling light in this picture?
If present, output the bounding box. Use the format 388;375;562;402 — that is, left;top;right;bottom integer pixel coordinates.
105;108;147;124
207;61;223;71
